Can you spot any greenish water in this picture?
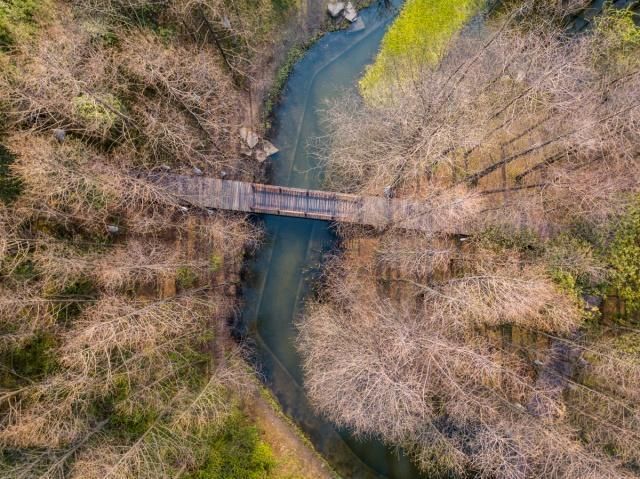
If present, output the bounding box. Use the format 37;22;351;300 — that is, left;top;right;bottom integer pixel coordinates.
239;1;426;477
237;1;640;477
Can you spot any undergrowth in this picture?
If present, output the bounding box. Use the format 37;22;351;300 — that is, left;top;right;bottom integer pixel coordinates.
0;0;49;48
609;198;640;314
186;409;276;479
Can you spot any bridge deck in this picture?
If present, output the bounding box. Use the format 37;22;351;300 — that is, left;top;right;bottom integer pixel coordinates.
162;176;446;233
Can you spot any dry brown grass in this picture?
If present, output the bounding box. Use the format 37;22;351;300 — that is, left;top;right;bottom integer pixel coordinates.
0;1;266;477
300;4;640;476
298;258;634;478
321;9;640;235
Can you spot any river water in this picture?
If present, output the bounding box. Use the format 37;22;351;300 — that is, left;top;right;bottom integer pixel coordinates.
236;0;640;476
239;1;426;477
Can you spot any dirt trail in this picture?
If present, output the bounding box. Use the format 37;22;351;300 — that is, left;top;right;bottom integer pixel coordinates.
245;385;338;479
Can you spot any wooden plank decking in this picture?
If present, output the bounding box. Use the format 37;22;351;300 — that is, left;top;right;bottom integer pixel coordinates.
161;175;449;233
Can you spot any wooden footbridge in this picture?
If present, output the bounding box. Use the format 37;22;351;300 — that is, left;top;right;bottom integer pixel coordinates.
160;175;455;233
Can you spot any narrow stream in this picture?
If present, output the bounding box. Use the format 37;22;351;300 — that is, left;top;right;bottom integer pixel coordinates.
236;1;640;476
239;1;426;477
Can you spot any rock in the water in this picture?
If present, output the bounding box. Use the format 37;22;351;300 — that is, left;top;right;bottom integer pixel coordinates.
239;126;260;149
262;140;279;157
106;225;120;234
328;1;345;17
193;166;203;176
344;2;358;22
583;294;603;310
349;17;365;32
255;140;279;163
255;150;269;163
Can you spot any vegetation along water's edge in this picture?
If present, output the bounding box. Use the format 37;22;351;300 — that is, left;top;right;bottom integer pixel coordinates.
1;0;640;477
0;0;338;477
297;0;640;477
359;0;484;97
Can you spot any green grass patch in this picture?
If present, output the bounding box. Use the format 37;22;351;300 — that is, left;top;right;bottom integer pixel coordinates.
270;0;295;14
187;409;276;479
608;199;640;315
0;0;49;49
1;332;59;381
0;143;22;203
360;0;482;97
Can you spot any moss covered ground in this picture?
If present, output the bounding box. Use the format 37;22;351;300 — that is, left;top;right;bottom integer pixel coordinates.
360;0;481;96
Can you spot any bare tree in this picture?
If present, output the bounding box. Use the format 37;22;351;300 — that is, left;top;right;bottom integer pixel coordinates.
303;5;640;476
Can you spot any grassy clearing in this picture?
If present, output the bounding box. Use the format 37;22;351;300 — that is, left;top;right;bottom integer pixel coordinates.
187;409;277;479
360;0;481;96
0;0;49;48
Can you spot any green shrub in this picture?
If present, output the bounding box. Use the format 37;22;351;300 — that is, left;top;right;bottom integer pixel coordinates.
83;20;119;47
209;253;223;272
100;1;166;27
188;411;276;479
0;0;48;48
612;332;640;358
609;200;640;313
544;234;604;294
593;6;640;72
156;26;175;44
476;225;542;256
0;143;22;203
2;332;58;379
360;0;482;96
50;278;98;322
270;0;294;13
111;404;159;439
72;93;124;134
550;268;578;295
9;258;37;281
176;266;198;289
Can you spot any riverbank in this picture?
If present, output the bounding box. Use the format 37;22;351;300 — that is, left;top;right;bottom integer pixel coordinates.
360;0;482;97
236;1;434;477
298;1;640;477
246;379;338;478
0;0;338;476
